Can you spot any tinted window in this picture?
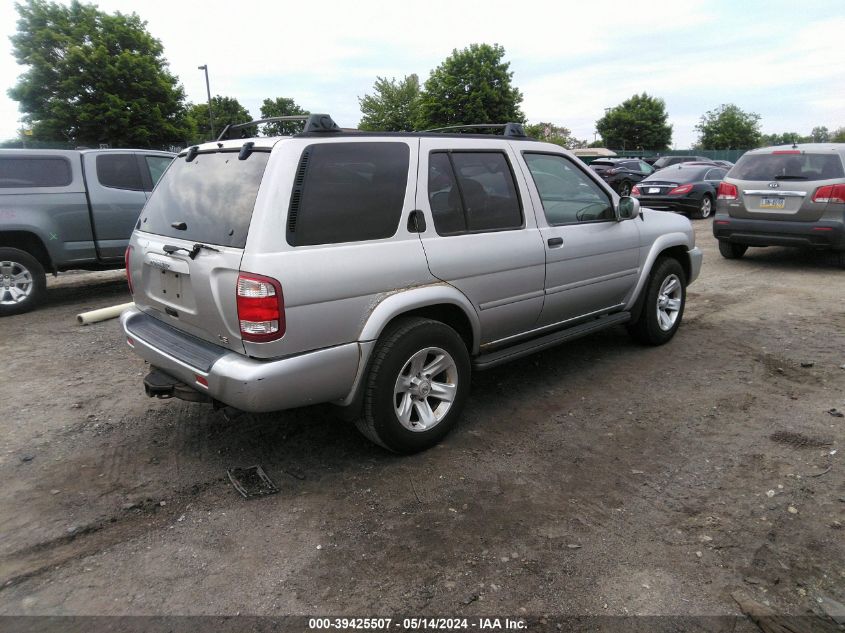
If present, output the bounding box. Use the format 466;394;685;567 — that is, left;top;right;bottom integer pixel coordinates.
731;153;845;181
638;161;654;174
288;142;409;247
96;154;143;190
145;155;173;188
140;150;270;248
427;151;522;235
0;157;72;188
645;167;708;183
523;153;614;224
704;168;726;181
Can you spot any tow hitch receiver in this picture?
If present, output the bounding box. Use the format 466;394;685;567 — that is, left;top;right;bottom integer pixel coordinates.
143;368;210;403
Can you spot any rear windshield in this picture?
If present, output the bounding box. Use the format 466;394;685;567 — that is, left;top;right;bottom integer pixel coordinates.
0;156;73;188
645;167;708;183
731;153;845;181
139;150;269;248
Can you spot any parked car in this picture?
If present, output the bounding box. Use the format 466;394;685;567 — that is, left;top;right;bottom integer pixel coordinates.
652;155;712;171
713;144;845;261
711;159;735;169
589;158;655;196
0;148;175;315
120;114;702;453
632;163;728;219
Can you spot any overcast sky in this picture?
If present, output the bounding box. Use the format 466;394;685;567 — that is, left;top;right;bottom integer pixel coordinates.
0;0;843;147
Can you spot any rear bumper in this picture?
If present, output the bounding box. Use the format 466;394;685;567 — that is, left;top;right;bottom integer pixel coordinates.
712;214;845;250
121;308;361;412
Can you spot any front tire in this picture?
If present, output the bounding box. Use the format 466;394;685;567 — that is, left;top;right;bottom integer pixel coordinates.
627;257;686;346
692;194;713;219
355;317;471;454
0;248;47;317
718;240;748;259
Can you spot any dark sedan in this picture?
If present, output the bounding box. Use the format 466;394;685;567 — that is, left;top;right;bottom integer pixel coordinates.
589;158;654;196
632;164;728;219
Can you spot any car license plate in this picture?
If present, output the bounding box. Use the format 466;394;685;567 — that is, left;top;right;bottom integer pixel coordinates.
648;188;660;194
760;197;785;209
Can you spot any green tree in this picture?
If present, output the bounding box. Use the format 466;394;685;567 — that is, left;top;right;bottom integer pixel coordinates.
595;93;672;150
358;74;421;131
523;122;586;149
832;127;845;143
810;126;830;143
260;97;308;135
187;95;252;142
695;104;761;149
759;132;805;147
8;0;189;147
417;43;524;129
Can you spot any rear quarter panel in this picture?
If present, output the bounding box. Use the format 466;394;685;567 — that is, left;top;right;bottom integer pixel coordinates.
240;137;438;359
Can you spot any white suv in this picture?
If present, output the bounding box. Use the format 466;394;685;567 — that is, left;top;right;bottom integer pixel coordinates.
121;115;702;453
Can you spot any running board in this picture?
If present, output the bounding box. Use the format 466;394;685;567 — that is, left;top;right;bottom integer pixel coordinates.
472;312;631;371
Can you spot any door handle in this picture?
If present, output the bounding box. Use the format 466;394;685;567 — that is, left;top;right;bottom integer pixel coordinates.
547;237;563;247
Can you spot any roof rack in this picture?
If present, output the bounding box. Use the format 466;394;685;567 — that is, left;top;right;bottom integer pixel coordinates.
421;123;528;138
216;113;340;141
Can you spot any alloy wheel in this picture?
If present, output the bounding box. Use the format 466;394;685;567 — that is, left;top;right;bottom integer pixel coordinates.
393;346;458;432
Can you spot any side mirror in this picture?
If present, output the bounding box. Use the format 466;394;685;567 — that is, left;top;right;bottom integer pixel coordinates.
617;196;641;221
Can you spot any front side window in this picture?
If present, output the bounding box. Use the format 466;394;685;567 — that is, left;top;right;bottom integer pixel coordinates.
287;142;410;246
96;154;143;190
523;153;614;225
427;151;522;235
0;157;72;188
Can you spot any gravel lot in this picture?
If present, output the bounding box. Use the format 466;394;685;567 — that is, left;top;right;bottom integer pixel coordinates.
0;220;843;622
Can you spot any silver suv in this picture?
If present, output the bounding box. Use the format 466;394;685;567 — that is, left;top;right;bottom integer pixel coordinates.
121;115;702;453
713;144;845;261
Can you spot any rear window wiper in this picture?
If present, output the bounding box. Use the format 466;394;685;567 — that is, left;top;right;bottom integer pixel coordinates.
774;175;807;180
162;243;221;259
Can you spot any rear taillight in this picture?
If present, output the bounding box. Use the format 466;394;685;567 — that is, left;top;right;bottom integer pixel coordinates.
607;168;620;175
631;185;641;197
717;182;738;200
236;273;285;342
812;184;845;203
668;184;693;195
124;246;133;294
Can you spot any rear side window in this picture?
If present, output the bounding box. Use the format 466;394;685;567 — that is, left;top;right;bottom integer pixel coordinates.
96;154;143;190
427;151;522;235
523;152;614;224
145;155;173;188
0;157;72;188
731;153;845;181
287;142;410;246
140;151;270;248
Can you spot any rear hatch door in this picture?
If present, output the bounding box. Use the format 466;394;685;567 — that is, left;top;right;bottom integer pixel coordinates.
726;151;843;221
129;146;272;353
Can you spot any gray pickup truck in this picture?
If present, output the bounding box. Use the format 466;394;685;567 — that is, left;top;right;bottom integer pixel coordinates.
0;148;174;315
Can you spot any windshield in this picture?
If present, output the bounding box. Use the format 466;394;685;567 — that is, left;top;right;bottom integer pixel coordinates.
139;150;270;248
730;153;844;181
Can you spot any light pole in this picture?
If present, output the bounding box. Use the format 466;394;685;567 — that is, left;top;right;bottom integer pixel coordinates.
198;65;215;140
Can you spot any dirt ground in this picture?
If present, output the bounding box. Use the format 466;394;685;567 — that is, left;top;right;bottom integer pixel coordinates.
0;221;843;624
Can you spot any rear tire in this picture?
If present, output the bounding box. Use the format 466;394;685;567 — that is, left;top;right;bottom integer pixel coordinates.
355;317;471;454
718;240;748;259
692;194;713;219
0;248;47;316
627;257;686;346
